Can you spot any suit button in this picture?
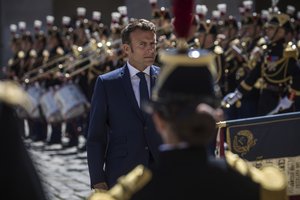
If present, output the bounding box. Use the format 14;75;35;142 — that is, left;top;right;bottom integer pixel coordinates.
145;146;149;150
144;126;148;131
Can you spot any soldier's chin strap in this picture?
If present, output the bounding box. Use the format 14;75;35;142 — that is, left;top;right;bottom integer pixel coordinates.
201;33;207;49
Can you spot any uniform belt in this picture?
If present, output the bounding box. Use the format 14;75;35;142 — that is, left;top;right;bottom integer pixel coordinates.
263;83;285;93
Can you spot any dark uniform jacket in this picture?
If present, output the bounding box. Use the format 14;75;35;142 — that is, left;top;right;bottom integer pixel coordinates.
131;146;260;200
238;38;300;115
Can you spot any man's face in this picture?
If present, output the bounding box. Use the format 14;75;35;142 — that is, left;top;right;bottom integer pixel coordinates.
123;29;157;71
265;26;277;40
265;25;285;42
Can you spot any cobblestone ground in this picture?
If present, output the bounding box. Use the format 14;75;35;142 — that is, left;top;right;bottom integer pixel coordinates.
26;141;93;200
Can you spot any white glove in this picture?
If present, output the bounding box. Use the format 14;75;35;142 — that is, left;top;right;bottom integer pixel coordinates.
268;96;294;115
222;90;243;108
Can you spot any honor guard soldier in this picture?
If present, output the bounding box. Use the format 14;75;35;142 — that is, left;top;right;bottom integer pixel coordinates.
223;13;264;119
61;16;74;54
7;24;21;81
17;21;34;80
223;12;300;115
218;16;240;95
89;10;109;42
218;15;239;52
43;24;65;146
149;0;173;41
91;11;101;33
61;9;90;148
195;19;225;97
110;11;122;41
28;20;46;73
26;19;48;142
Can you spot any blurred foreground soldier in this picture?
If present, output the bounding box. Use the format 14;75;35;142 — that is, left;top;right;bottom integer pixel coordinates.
0;80;47;200
44;25;64;145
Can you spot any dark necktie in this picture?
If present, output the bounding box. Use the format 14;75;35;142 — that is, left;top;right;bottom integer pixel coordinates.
136;72;149;108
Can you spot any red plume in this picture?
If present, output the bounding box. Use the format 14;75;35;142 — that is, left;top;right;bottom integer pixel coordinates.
172;0;194;39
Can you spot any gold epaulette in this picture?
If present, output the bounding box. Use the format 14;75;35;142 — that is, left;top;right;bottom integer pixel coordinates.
0;80;33;113
225;151;288;200
284;42;298;60
88;165;152;200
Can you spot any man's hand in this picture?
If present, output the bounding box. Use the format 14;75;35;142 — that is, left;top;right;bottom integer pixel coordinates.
268;96;294;115
93;182;109;191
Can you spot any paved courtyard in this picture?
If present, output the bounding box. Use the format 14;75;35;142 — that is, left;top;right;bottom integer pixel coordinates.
26;141;93;200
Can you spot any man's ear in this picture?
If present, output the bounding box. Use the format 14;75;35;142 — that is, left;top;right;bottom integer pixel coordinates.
122;43;130;54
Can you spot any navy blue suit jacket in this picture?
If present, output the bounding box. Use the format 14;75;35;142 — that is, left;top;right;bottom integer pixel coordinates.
87;64;162;188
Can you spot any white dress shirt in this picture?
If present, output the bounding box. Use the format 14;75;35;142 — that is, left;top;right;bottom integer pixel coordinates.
127;61;151;108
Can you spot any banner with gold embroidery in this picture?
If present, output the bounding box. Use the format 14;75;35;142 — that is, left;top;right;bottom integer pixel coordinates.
217;111;300;198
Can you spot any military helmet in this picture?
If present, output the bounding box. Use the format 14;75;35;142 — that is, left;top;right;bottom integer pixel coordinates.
148;47;220;111
265;12;291;30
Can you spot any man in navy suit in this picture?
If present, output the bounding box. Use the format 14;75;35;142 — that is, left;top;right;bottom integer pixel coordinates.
87;18;163;190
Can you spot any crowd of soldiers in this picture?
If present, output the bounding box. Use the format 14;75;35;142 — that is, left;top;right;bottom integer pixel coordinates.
182;1;300;120
2;0;300;150
2;6;128;149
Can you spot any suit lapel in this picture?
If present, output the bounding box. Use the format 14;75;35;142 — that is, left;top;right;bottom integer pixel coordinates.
120;65;144;122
